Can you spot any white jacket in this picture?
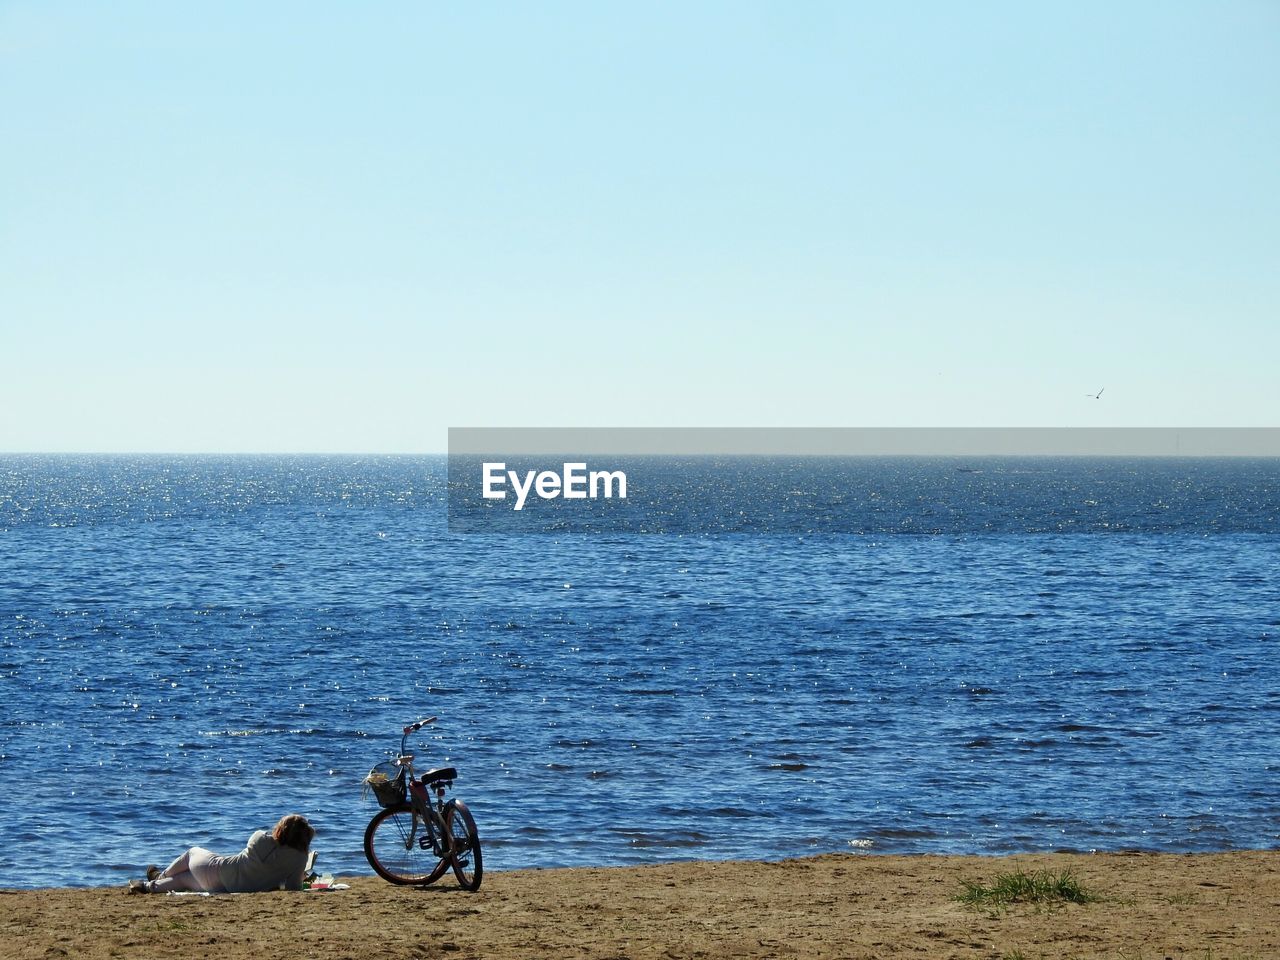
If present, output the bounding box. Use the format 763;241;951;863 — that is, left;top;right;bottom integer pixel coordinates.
211;830;307;892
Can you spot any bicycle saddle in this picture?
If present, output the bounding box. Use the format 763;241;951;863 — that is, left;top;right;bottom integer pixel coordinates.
419;767;457;785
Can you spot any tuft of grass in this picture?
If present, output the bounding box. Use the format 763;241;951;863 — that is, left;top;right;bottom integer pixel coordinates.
957;869;1098;907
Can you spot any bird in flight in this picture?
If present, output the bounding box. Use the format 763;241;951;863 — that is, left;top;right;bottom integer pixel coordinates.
1087;388;1105;399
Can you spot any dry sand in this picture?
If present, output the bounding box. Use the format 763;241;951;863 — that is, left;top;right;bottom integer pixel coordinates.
3;851;1277;960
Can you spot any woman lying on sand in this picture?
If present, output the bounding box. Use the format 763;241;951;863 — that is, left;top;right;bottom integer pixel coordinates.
127;814;315;894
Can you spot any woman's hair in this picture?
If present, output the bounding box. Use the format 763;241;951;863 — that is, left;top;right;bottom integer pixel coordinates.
272;814;315;852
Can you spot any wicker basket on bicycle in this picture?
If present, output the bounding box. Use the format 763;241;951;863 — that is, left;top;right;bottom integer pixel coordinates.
363;760;407;807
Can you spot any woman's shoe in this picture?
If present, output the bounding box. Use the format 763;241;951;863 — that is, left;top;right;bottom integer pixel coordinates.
127;879;149;895
145;865;161;882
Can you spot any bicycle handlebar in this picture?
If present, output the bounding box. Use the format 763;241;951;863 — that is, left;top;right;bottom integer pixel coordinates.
399;717;438;755
403;717;437;735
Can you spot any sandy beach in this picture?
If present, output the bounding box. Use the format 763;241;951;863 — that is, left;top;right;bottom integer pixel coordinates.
3;851;1277;960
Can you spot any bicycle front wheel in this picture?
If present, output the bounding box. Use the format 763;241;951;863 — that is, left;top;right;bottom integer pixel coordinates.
446;800;483;891
364;805;451;886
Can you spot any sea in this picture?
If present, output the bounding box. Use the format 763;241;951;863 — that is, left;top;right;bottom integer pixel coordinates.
0;455;1277;889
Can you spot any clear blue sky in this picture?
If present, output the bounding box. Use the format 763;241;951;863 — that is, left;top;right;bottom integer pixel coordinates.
2;2;1277;452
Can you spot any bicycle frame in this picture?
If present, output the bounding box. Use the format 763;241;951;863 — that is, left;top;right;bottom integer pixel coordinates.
393;718;452;859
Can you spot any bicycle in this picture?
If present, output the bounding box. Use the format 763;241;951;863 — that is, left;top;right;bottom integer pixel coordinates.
362;717;483;891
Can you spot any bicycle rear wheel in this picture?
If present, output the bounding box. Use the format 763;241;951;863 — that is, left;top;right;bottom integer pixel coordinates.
446;800;483;891
364;805;451;885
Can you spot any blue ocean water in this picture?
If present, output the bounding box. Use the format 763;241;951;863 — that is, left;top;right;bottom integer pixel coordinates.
0;455;1277;889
